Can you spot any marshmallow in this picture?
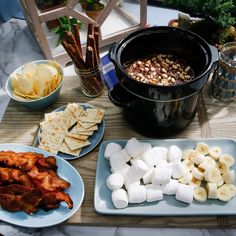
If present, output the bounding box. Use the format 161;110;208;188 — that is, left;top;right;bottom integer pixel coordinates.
168;145;182;162
109;151;127;172
128;159;149;180
146;184;163;202
142;149;155;168
106;173;124;191
112;163;130;177
127;185;146;203
142;167;154;185
175;183;194;204
124;178;140;190
111;189;128;209
138;142;152;157
170;162;188;179
125;138;142;158
155;159;168;168
162;179;179;195
152;146;168;163
104;142;122;160
152;167;172;185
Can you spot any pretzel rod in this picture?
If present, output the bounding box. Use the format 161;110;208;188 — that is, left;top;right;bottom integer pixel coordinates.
87;34;99;67
65;32;86;68
73;24;83;60
61;40;78;66
94;26;100;60
86;46;94;68
87;23;94;44
62;40;85;69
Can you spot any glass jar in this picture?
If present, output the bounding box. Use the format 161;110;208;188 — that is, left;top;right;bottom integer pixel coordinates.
74;64;104;97
210;42;236;101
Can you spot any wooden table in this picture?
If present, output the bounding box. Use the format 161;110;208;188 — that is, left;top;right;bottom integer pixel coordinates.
1;73;236;228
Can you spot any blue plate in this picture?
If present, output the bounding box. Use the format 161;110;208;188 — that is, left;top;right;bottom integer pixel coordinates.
94;138;236;216
0;143;84;228
38;103;105;160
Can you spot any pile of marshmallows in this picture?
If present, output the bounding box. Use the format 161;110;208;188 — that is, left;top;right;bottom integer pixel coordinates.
104;138;236;209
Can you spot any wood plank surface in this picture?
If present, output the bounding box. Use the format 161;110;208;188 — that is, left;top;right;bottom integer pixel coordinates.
0;74;236;228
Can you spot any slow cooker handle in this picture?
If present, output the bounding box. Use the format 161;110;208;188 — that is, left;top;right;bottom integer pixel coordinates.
209;44;219;65
108;83;131;107
108;43;118;66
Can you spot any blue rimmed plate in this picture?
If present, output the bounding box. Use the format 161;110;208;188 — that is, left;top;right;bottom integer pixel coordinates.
94;138;236;216
0;143;84;228
38;103;105;160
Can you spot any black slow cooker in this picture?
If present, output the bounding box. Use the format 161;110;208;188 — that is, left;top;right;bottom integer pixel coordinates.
108;26;218;137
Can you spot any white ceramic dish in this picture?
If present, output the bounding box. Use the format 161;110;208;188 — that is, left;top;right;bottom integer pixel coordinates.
0;143;84;228
94;138;236;216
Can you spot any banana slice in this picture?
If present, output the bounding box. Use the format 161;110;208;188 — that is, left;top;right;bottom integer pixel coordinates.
191;153;205;165
188;177;202;188
191;167;204;180
182;149;194;160
216;175;224;187
219;154;235;167
193;186;207;202
182;159;194;172
222;170;235;184
224;184;236;197
206;183;217;199
198;157;216;171
195;142;210;156
178;172;193;184
217;161;230;174
209;146;222;160
217;185;233;202
204;167;222;183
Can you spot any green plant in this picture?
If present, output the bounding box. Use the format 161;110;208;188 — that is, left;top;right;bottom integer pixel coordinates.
165;0;236;28
79;0;105;11
51;16;82;46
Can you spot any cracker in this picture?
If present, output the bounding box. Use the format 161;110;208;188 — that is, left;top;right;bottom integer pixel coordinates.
39;129;65;154
59;141;82;156
67;103;83;120
64;136;90;150
66;132;89;141
77;120;96;129
44;111;63;122
76;123;98;131
70;125;94;136
79;108;104;123
63;104;80;129
40;116;67;131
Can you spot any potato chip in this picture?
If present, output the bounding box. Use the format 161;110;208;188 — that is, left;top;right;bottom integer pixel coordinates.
11;62;61;100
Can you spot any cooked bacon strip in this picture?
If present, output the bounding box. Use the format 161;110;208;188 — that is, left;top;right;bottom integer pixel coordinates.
0;184;43;213
40;191;73;210
28;166;70;191
0;167;34;187
36;156;57;170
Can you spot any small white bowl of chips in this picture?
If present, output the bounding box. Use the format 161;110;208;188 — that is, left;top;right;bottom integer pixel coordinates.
5;60;63;109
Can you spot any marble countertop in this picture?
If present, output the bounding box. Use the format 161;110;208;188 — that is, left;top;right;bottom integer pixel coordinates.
0;3;236;236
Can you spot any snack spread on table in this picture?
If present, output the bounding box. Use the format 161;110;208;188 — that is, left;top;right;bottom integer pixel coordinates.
125;54;194;86
104;138;236;209
0;151;72;214
39;103;105;156
10;61;62;100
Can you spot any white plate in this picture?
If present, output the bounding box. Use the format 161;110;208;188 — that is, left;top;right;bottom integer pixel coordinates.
94;138;236;216
0;143;84;228
38;103;105;160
